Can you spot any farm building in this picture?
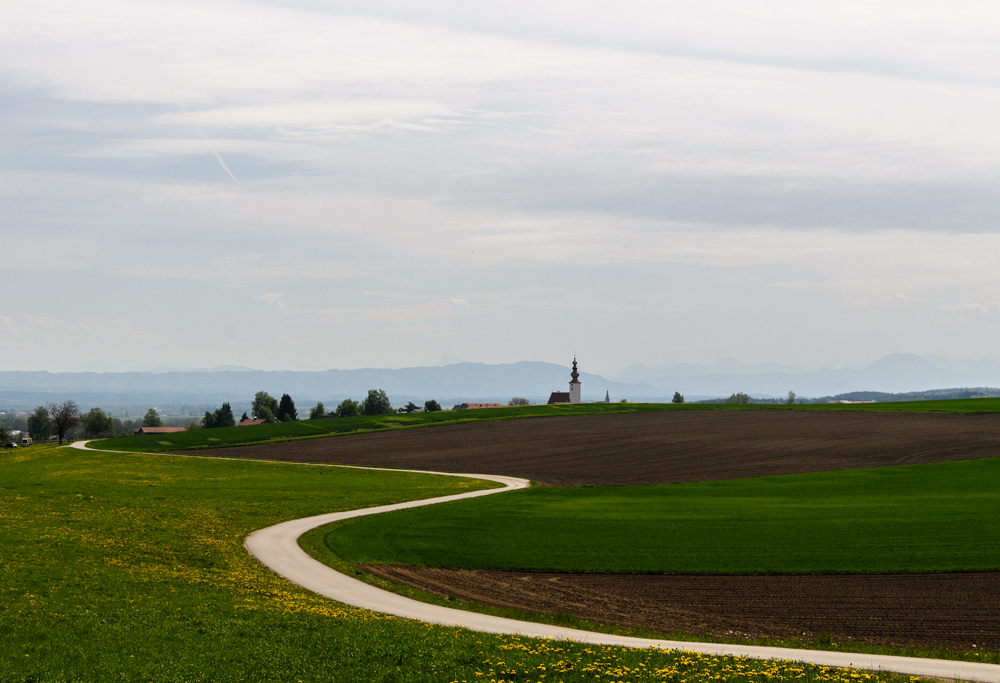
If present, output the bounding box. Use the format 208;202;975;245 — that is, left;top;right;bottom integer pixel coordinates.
239;418;268;426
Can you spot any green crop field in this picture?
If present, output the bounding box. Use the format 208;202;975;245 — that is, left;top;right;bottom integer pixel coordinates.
91;397;1000;453
2;444;920;683
325;457;1000;575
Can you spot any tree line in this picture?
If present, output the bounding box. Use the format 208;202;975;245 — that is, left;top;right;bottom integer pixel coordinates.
198;389;445;429
8;389;486;443
17;402;172;443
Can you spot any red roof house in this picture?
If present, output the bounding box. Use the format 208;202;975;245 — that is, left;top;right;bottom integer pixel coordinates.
239;418;268;426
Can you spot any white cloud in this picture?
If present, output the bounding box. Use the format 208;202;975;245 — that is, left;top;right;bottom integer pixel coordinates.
154;99;458;131
2;0;1000;372
255;293;287;312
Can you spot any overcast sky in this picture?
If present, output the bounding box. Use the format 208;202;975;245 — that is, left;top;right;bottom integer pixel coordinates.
2;0;999;375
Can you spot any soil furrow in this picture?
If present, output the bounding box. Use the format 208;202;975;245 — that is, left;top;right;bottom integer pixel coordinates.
362;565;1000;651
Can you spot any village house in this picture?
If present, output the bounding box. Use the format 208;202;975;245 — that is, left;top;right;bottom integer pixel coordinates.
239;418;268;426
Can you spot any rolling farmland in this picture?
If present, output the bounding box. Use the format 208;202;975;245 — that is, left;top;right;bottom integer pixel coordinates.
86;403;1000;657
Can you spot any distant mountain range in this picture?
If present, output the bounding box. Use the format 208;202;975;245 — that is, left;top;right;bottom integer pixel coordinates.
0;362;657;410
611;353;1000;398
1;354;998;411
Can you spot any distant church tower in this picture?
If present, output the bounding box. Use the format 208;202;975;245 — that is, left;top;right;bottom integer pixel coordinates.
569;356;581;404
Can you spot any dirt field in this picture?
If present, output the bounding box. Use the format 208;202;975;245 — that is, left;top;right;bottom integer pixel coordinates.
362;564;1000;651
196;410;1000;650
196;410;1000;486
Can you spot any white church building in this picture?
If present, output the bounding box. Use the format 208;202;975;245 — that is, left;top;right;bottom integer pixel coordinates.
547;357;583;404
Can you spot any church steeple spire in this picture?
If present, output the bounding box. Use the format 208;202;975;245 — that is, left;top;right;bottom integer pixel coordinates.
568;355;581;404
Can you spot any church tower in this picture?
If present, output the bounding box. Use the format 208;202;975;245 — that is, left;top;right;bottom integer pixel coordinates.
569;356;581;404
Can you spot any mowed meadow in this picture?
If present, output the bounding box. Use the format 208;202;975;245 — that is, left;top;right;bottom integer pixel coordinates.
0;443;924;683
325;457;1000;575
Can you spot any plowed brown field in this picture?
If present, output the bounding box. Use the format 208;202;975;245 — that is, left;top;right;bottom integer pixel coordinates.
361;565;1000;651
197;410;1000;486
194;410;1000;651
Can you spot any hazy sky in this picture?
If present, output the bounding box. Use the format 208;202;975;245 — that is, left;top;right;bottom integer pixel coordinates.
2;1;999;375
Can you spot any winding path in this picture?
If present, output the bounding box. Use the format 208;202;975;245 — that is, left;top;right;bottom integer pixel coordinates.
74;441;1000;682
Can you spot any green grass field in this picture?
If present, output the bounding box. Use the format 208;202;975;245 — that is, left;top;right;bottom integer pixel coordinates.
91;397;1000;453
325;457;1000;574
2;444;919;682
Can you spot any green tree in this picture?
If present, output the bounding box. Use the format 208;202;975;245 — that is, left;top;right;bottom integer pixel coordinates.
48;401;81;445
672;391;685;404
277;394;297;422
142;408;163;428
424;400;441;412
787;390;797;405
252;392;280;420
335;398;359;418
403;401;419;413
83;407;115;438
0;427;8;445
724;392;751;405
27;406;52;441
360;389;392;416
508;397;530;406
309;402;326;420
203;402;236;429
118;419;137;437
215;402;236;428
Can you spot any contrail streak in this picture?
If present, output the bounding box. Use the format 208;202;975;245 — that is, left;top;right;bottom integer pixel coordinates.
178;103;238;183
195;124;239;183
